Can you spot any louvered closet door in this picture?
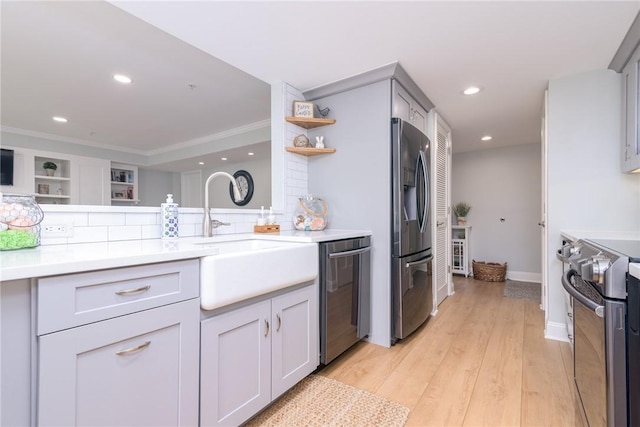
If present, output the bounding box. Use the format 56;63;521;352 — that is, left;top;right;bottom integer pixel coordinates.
434;114;452;308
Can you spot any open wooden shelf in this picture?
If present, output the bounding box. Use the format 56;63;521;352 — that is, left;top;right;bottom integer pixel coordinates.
285;116;336;129
285;147;336;156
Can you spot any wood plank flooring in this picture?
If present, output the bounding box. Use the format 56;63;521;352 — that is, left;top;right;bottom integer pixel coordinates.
318;276;584;426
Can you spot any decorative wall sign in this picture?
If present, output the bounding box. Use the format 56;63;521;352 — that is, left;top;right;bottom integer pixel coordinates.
229;170;254;206
293;101;314;118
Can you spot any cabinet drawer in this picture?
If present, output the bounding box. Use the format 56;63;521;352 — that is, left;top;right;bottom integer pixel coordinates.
38;259;199;335
38;298;200;426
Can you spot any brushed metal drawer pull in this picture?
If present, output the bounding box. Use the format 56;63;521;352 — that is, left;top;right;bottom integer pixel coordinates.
276;313;282;332
115;285;151;296
264;319;270;337
115;340;151;356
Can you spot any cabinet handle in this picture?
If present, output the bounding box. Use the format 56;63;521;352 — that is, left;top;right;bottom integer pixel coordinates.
115;340;151;356
568;312;572;318
115;285;151;296
276;313;282;332
264;319;270;337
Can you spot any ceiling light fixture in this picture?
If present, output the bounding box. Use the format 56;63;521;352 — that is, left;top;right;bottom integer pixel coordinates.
113;74;132;84
221;157;227;161
463;86;481;96
198;161;204;165
248;152;254;156
481;135;493;141
52;116;68;123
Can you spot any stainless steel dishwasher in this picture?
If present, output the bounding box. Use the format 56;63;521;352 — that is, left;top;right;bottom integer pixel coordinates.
319;236;371;365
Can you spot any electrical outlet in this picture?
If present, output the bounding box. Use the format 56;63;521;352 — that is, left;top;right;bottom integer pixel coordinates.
42;223;74;237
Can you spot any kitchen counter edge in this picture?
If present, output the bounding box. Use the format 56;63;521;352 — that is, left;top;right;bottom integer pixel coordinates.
0;229;372;281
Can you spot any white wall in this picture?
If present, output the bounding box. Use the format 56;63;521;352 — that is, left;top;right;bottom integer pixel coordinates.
202;157;271;210
452;143;542;281
308;79;392;347
546;69;640;339
138;168;181;207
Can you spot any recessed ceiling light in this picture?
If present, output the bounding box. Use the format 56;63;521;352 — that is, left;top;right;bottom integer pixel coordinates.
481;135;493;141
221;157;227;161
198;161;204;165
248;152;254;156
53;116;68;123
463;86;481;95
113;74;132;84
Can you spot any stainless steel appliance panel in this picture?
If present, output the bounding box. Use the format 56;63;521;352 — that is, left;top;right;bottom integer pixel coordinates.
562;268;627;427
319;237;371;365
391;118;431;258
393;250;432;340
628;268;640;427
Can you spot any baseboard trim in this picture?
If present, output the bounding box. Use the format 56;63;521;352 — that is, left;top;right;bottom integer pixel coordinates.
545;321;569;342
506;271;542;283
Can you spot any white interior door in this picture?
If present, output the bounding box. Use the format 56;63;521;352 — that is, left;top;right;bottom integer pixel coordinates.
433;113;452;311
180;170;202;208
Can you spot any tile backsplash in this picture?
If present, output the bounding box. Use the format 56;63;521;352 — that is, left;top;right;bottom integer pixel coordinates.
40;207;290;246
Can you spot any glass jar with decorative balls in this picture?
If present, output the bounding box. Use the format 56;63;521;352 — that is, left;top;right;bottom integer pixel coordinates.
0;193;44;250
293;195;328;231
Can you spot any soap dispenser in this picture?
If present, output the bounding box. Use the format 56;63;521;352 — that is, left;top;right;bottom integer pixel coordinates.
267;206;276;225
161;194;179;240
257;206;267;226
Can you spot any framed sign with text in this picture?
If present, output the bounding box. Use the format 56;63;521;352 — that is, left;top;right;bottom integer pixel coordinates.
293;101;314;118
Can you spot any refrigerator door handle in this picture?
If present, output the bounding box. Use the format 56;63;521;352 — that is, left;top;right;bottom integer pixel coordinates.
416;150;429;233
406;254;433;268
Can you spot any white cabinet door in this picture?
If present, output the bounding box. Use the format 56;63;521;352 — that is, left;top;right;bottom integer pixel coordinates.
38;298;200;427
412;102;428;135
200;299;271;427
622;46;640;173
74;156;110;205
393;81;428;135
392;81;412;123
271;285;318;399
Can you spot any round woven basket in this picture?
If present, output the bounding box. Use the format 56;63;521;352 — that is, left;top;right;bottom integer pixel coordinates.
472;260;507;282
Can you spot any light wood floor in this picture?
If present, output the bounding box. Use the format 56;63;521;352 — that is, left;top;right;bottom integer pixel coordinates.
318;276;585;427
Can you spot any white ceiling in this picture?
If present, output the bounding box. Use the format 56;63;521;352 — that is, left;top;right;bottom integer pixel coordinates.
2;1;638;163
1;1;271;170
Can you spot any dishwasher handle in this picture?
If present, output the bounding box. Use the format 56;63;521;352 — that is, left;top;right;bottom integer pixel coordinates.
328;246;371;259
406;255;433;268
562;269;604;318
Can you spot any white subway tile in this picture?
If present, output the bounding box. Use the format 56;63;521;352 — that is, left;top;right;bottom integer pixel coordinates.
67;226;108;244
88;212;125;226
125;212;158;225
141;225;162;240
40;236;68;246
108;226;142;241
178;223;197;237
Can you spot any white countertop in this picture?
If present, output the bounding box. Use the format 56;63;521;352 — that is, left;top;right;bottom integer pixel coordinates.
560;230;640;242
0;229;371;281
631;263;640;281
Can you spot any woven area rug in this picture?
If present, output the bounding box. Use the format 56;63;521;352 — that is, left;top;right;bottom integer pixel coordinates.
503;280;541;301
245;375;410;427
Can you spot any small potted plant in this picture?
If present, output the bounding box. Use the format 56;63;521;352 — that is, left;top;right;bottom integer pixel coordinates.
42;161;57;176
453;202;471;225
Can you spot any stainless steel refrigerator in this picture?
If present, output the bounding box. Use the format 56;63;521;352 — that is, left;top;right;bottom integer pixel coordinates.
391;118;433;341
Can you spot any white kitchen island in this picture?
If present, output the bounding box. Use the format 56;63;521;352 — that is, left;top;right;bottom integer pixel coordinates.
0;229;370;426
